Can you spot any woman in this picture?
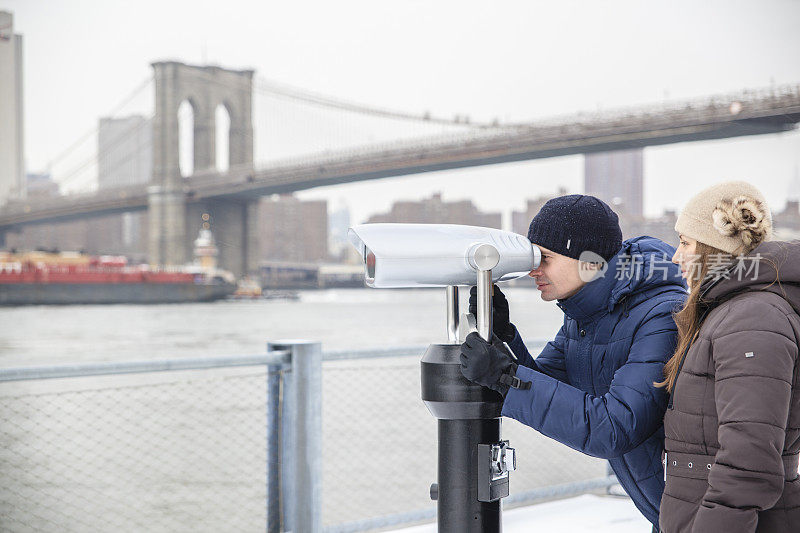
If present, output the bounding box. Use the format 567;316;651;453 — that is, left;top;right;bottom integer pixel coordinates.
658;181;800;532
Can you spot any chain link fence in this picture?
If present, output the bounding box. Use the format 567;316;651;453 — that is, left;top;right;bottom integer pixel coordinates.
0;343;614;532
0;365;275;533
321;347;609;531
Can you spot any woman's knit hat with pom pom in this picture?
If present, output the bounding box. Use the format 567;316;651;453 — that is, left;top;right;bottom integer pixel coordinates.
675;181;773;255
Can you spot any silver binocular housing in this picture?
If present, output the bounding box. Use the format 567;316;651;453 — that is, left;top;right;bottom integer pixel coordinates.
347;223;540;288
349;223;541;343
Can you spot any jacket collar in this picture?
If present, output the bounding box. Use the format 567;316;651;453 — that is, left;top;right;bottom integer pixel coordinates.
554;237;685;322
556;259;617;322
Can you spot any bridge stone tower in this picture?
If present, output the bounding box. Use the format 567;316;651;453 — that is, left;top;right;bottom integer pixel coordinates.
148;61;255;272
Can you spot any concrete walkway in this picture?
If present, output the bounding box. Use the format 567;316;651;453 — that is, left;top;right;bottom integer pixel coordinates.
396;494;652;533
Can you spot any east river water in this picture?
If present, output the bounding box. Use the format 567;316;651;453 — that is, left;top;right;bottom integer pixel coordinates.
0;287;566;366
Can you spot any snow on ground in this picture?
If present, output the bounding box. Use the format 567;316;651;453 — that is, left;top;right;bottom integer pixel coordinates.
396;494;652;533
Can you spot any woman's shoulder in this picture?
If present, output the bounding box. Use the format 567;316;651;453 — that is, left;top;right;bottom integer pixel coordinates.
703;290;798;340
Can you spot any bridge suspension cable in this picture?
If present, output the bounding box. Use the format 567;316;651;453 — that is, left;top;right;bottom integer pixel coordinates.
46;77;153;172
55;113;154;193
186;68;503;129
253;76;506;129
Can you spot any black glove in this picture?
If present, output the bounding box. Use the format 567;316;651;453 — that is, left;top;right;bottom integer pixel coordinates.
459;332;530;397
469;284;516;343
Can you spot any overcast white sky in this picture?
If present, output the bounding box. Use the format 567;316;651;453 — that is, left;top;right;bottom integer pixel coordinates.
4;0;800;227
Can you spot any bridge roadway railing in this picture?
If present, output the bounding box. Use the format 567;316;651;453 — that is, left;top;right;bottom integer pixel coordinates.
246;81;800;170
0;340;618;532
185;82;800;194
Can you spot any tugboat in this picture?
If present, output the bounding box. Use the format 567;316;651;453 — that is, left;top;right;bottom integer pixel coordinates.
0;226;236;306
231;277;263;299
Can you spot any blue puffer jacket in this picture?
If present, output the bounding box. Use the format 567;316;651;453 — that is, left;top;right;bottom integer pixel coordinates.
502;236;687;527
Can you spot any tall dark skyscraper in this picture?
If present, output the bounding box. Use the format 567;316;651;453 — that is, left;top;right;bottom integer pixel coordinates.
584;149;644;218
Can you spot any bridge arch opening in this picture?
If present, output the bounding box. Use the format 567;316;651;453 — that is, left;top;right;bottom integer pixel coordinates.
178;99;195;177
215;103;231;173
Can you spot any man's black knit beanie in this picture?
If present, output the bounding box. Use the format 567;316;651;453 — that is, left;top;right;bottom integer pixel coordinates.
527;194;623;262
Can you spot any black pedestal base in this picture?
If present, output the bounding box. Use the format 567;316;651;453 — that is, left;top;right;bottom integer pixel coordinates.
421;343;506;533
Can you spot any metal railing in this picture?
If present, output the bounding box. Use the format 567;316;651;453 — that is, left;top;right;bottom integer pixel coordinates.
0;340;617;532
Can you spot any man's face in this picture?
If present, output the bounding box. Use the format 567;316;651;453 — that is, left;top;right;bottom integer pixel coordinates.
528;245;588;301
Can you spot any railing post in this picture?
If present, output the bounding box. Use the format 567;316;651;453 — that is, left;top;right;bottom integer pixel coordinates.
267;352;283;533
267;340;322;533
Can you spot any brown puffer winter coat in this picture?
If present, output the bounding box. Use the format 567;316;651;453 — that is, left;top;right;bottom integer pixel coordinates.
659;241;800;532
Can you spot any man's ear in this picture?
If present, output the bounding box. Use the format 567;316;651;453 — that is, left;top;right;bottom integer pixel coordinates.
577;260;607;283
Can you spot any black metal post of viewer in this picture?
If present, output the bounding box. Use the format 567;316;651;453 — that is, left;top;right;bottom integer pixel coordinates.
421;245;516;533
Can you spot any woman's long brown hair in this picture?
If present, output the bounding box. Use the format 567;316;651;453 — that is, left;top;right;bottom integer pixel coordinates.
655;241;727;393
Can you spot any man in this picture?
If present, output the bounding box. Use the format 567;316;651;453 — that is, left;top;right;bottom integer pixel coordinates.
460;194;686;529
